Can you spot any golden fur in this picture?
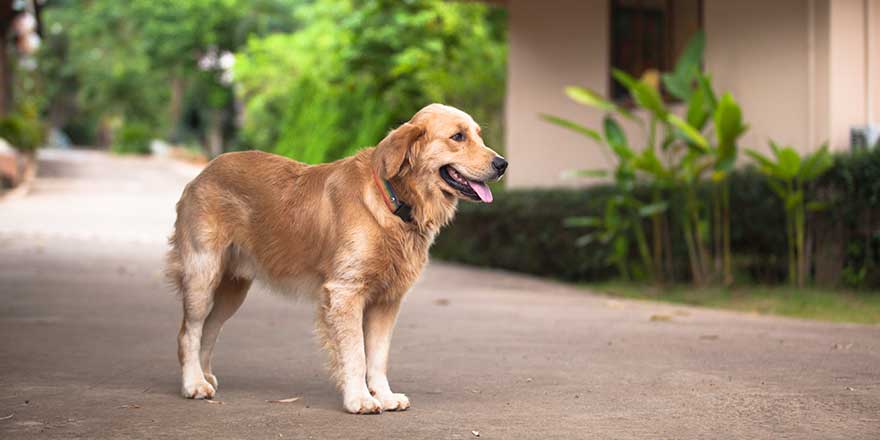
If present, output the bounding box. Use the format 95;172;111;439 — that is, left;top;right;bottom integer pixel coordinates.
167;104;504;413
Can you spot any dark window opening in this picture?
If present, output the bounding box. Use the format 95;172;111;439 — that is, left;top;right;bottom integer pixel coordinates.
610;0;703;102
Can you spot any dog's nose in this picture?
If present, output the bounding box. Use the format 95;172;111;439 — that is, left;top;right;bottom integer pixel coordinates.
492;157;508;176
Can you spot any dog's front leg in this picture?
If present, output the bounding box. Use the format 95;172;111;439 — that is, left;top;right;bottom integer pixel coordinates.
365;300;410;411
320;282;382;414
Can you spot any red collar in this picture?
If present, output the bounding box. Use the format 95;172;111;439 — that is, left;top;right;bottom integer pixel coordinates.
372;171;413;223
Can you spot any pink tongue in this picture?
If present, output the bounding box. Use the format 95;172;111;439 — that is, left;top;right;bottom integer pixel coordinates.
467;180;493;203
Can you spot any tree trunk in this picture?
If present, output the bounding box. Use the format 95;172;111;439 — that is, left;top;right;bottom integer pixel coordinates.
0;30;10;117
207;109;223;157
168;76;185;142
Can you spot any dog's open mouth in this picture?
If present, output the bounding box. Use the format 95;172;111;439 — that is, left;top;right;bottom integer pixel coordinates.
439;165;493;203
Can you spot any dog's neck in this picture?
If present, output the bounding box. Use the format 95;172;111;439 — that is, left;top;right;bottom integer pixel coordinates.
372;171;413;223
384;173;457;237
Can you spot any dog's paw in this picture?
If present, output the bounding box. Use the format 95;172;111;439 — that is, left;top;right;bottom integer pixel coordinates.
376;392;410;411
203;373;219;390
181;380;216;400
344;393;383;414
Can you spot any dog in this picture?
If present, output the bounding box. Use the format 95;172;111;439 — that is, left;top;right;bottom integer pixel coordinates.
166;103;507;414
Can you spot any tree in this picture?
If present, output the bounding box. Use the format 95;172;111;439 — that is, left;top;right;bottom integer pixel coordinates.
37;0;300;149
234;0;507;163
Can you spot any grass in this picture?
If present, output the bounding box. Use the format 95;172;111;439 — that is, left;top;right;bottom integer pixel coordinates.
585;282;880;325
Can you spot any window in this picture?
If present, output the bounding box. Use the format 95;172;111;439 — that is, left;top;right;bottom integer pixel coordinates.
610;0;703;101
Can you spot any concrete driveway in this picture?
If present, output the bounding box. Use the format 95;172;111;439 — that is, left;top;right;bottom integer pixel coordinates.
1;150;878;439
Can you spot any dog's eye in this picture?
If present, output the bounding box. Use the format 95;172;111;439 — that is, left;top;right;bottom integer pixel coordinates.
450;132;466;142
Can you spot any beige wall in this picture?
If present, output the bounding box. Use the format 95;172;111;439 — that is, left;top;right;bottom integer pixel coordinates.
872;0;880;124
704;0;813;155
504;0;880;188
505;0;610;188
829;0;868;150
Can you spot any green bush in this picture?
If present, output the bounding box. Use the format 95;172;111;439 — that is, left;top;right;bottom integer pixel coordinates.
111;122;153;155
234;0;507;163
0;110;46;152
432;150;880;289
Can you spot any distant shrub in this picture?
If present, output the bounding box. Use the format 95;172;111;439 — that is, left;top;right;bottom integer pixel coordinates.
433;150;880;290
112;122;153;155
0;109;46;152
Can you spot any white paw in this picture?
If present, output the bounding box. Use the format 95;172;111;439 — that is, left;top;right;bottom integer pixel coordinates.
376;392;410;411
204;373;219;389
344;393;383;414
182;379;216;400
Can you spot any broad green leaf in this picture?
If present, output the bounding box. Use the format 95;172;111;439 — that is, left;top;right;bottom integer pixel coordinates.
540;114;601;141
746;149;778;174
634;147;667;178
564;216;602;228
564;86;636;121
714;93;747;161
697;73;718;113
769;140;784;156
612;69;668;119
661;72;690;102
673;31;706;79
612;68;639;90
798;144;834;181
662;31;706;101
603;116;634;160
776;147;802;180
565;86;616;112
639;202;669;217
685;85;709;130
667;114;709;151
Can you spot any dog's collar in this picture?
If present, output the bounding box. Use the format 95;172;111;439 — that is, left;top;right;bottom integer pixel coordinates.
372;171;413;223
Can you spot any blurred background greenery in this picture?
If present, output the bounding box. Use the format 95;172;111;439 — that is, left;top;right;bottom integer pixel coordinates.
26;0;505;159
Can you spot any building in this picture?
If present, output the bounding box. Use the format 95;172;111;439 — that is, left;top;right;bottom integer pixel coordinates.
487;0;880;188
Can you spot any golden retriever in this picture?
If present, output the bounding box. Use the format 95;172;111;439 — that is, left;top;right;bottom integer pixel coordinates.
166;103;507;414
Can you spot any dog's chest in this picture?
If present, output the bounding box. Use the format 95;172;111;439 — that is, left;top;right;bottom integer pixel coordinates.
368;232;432;300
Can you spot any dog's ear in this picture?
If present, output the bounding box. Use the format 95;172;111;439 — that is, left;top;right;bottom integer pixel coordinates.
373;122;426;179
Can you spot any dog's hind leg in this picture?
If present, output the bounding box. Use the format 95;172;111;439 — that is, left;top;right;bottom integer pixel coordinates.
199;273;251;390
177;250;224;400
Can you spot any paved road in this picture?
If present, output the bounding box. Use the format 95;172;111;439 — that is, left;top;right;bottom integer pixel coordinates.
1;150;878;439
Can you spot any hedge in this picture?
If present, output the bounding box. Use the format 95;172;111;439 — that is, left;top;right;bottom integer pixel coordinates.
432;149;880;289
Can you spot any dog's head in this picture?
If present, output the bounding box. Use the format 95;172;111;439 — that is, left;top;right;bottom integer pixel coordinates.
373;103;507;203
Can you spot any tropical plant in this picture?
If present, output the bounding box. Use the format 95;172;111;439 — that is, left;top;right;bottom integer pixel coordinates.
542;31;749;286
746;143;834;287
551;113;663;280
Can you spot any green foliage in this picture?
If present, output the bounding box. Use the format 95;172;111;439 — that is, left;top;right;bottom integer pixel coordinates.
746;143;833;286
0;105;46;152
235;0;506;163
433;153;880;290
112;122;154;155
37;0;302;149
542;31;747;286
